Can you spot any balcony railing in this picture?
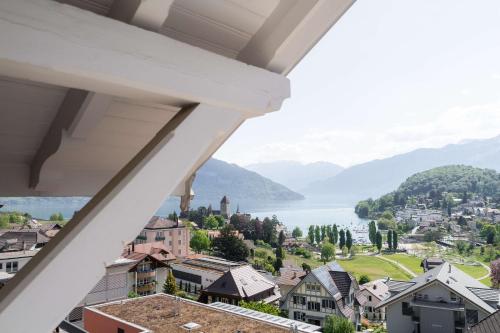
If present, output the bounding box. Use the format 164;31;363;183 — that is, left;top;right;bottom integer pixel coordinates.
410;297;465;311
155;236;165;241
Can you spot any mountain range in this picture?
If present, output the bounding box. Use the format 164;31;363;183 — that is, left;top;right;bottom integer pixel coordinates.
245;161;344;192
301;135;500;202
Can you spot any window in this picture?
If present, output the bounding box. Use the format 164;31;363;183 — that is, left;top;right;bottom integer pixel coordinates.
178;239;182;245
293;296;298;304
0;263;2;269
307;301;320;312
301;297;306;305
169;240;172;246
368;295;372;302
178;230;182;235
450;292;457;302
117;328;125;333
321;299;335;309
293;312;305;321
402;302;413;316
466;309;478;326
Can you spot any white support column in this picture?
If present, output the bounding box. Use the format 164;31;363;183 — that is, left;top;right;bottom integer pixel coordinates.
0;103;244;332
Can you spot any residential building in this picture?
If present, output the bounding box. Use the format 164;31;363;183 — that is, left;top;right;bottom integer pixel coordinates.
421;257;445;272
68;252;169;322
0;0;354;331
0;229;51;252
207;229;244;241
123;242;176;263
135;216;190;257
359;279;390;322
200;265;280;305
0;250;39;276
469;310;500;333
83;294;321;333
170;256;245;294
276;267;307;302
378;263;500;333
281;262;363;328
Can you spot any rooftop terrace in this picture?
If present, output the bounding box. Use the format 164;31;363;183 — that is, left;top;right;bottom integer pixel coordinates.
86;294;319;333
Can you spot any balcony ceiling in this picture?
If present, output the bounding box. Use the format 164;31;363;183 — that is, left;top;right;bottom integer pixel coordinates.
0;0;354;197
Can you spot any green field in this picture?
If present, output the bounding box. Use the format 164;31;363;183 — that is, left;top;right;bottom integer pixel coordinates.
337;256;413;281
453;263;488;279
381;254;423;275
479;277;492;287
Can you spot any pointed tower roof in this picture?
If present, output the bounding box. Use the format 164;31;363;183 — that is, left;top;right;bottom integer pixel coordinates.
220;195;229;204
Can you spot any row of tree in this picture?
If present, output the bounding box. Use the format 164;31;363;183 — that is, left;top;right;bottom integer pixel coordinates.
368;220;398;252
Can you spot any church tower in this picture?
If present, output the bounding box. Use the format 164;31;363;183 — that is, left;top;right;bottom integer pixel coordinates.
220;195;230;218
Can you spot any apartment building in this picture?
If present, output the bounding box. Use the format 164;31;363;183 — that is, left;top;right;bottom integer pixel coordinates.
358;279;390;321
378;263;499;333
135;216;190;257
281;262;363;328
170;256;245;294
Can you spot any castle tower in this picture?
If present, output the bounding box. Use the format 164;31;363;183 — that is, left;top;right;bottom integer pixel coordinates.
220;195;230;218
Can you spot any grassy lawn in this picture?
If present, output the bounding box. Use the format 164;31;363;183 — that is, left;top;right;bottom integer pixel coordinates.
479;277;492;287
381;254;423;275
453;263;488;279
337;256;413;281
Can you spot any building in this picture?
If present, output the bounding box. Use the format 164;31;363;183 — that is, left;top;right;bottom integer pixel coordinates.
421;257;445;272
170;256;245;294
281;262;363;328
135;216;190;257
124;242;176;263
0;250;39;276
83;294;321;333
358;279;390;322
468;310;500;333
220;195;231;218
200;264;280;305
0;229;51;252
68;252;169;322
0;0;354;330
377;263;500;333
276;267;307;302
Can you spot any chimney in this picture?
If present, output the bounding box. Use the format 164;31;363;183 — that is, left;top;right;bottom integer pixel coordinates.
448;263;452;273
292;272;297;279
132;242;135;252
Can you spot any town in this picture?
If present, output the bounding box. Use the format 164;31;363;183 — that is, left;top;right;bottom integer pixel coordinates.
0;191;498;333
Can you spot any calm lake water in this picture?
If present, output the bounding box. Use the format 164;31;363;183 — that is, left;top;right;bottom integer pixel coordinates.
2;197;369;240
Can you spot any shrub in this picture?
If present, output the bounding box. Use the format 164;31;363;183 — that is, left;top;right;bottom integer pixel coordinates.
323;314;355;333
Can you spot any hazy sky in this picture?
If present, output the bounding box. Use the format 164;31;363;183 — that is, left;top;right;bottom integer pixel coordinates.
214;0;500;168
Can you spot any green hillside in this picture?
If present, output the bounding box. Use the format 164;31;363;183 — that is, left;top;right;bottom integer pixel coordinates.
355;165;500;218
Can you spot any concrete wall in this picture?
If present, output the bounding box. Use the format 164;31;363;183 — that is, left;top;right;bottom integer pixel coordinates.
385;299;414;333
420;307;454;333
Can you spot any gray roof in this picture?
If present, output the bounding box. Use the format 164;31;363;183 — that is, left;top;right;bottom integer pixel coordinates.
203;265;276;298
469;310;500;333
311;262;345;298
378;263;498;314
468;287;500;304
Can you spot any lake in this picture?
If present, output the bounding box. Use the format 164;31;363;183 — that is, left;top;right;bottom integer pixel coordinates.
2;197;369;240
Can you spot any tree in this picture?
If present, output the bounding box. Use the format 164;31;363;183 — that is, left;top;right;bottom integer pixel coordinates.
321;242;335;263
358;274;370;285
490;259;500;289
262;217;277;245
308;225;315;244
203;215;219;229
190;230;210;253
393;231;398;251
345;229;352;252
323;314;355;333
276;246;285;260
239;301;280;316
321;225;326;241
163;270;177;295
274;257;283;272
212;225;249;261
332;224;338;245
423;230;442;242
49;212;64;221
326;225;333;242
315;225;321;244
339;229;346;250
214;215;225;228
292;226;302;238
369;221;377;245
387;230;393;251
302;262;312;273
128;291;139;298
375;231;382;253
278;230;286;246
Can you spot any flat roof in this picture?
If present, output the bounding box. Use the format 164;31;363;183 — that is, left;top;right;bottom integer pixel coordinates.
88;294;319;333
